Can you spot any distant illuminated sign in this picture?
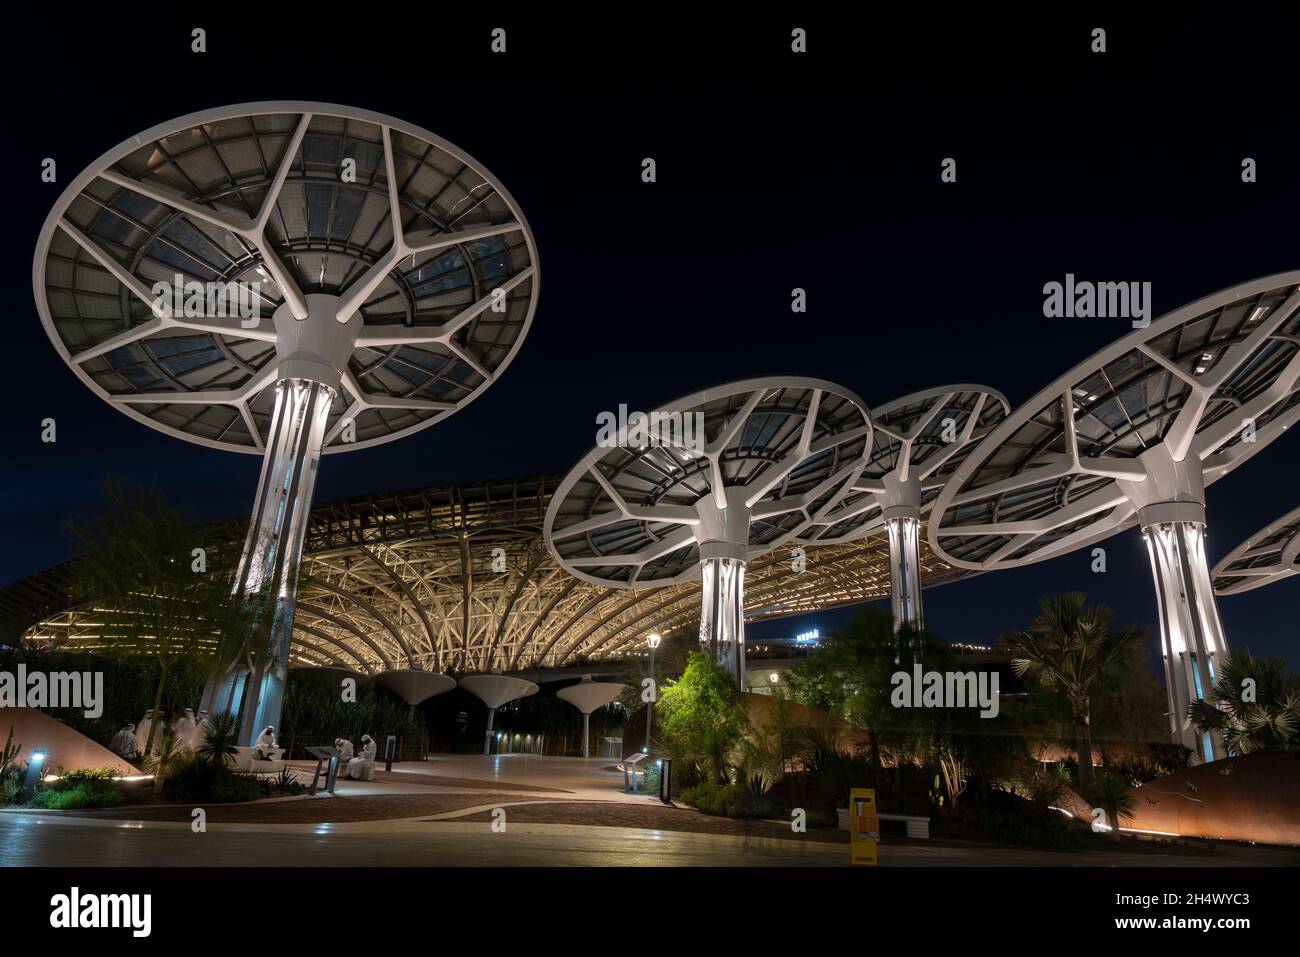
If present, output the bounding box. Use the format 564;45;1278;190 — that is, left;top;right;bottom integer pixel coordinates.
794;629;819;643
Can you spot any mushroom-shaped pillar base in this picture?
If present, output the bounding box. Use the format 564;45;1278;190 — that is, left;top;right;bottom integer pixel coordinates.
374;670;457;722
459;675;540;754
556;677;626;758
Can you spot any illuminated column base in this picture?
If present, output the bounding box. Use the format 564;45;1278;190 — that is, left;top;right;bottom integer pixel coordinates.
233;378;336;746
1140;503;1228;764
484;707;496;755
700;554;747;684
884;508;924;634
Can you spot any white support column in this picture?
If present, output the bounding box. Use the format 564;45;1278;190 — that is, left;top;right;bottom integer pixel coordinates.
1140;503;1227;764
700;554;747;684
1119;446;1227;764
484;707;496;755
234;377;336;746
884;507;924;634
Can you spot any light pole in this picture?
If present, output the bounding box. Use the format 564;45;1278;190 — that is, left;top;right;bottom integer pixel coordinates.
645;633;661;752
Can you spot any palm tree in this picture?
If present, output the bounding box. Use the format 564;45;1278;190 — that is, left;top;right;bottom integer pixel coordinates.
141;728;186;793
196;711;241;768
1189;650;1299;755
1089;770;1137;842
1004;593;1143;789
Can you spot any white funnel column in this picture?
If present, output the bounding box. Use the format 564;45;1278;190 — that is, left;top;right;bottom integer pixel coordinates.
1122;448;1226;764
235;377;335;746
1140;504;1227;764
700;553;746;682
484;707;497;755
557;678;625;758
884;507;924;633
458;675;540;755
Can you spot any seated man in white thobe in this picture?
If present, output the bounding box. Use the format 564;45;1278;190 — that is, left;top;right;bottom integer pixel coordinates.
109;724;136;758
333;738;354;780
346;734;376;779
253;725;278;761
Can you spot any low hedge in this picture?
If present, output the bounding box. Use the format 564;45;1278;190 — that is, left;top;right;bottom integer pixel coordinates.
28;776;126;810
165;758;262;803
681;781;776;819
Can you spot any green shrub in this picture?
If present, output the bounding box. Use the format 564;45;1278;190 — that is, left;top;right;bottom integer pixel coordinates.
805;807;839;829
58;767;118;783
27;778;125;810
657;655;752;784
256;766;306;796
213;771;263;804
165;757;261;803
938;779;1088;850
681;781;777;819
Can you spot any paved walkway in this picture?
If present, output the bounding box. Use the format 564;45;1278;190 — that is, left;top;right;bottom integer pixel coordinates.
357;753;657;803
2;813;1294;867
5;753;1295;867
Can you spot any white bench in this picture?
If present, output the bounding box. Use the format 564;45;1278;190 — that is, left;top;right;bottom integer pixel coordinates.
837;808;930;839
232;746;285;774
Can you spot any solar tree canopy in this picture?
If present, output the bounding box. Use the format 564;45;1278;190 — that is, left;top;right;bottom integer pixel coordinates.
797;385;1010;545
544;376;874;588
927;272;1300;763
33;101;539;454
794;385;1009;631
1212;505;1300;595
928;273;1300;572
544;376;872;682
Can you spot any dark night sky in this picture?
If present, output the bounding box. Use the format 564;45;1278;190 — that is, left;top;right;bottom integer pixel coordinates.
3;10;1297;666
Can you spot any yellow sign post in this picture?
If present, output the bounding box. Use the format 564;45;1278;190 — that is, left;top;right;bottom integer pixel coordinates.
849;787;879;866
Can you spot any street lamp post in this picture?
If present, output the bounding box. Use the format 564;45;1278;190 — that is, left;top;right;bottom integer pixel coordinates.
645;633;661;752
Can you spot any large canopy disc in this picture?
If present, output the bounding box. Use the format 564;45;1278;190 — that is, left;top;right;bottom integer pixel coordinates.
33;101;539;454
544;376;873;588
929;273;1300;571
797;384;1010;545
1212;504;1300;595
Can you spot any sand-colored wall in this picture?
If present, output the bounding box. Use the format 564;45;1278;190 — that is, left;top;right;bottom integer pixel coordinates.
1124;750;1299;845
1;708;136;775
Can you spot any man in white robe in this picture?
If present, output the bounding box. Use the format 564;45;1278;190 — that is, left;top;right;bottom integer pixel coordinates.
346;734;376;779
109;724;136;758
172;709;197;751
190;711;212;752
133;710;154;756
253;726;278;761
